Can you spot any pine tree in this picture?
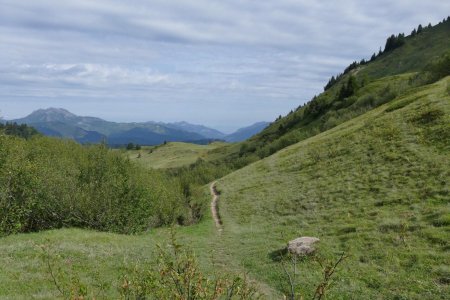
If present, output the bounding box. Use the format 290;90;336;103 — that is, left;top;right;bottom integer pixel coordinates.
338;75;358;100
417;24;423;34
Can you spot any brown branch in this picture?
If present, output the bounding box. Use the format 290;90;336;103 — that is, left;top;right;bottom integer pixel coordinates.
41;244;65;297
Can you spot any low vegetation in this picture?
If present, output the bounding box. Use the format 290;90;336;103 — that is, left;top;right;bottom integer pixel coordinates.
0;135;205;235
37;229;258;299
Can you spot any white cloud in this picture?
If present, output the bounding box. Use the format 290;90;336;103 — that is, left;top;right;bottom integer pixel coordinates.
0;0;449;131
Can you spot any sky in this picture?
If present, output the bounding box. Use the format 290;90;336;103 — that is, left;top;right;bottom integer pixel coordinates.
0;1;448;133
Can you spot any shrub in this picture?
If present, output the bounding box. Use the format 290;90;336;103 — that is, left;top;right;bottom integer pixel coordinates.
119;230;259;299
425;52;450;82
0;135;192;235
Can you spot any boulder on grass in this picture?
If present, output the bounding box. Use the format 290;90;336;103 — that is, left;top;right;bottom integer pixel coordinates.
287;237;320;256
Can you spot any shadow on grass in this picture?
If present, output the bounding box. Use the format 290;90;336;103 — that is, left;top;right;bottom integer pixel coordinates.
268;247;288;262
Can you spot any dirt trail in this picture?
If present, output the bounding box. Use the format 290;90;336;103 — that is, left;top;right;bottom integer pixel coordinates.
208;181;280;297
210;181;223;232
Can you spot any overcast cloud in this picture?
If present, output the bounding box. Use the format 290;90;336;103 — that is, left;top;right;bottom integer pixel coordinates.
0;0;448;132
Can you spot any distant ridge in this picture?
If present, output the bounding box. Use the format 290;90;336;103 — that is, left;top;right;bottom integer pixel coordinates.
8;108;269;145
224;122;269;142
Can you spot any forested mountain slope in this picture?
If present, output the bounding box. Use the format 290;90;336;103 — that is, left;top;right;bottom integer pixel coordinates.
208;18;450;168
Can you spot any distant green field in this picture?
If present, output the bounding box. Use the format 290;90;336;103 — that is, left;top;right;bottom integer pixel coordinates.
125;142;227;169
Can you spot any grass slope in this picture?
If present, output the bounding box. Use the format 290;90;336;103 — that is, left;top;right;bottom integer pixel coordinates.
125;142;227;169
360;20;450;79
1;77;448;299
214;77;450;298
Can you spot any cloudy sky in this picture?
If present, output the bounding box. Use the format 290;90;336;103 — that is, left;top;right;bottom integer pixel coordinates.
0;1;448;132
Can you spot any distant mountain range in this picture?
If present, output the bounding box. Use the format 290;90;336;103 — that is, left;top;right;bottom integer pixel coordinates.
6;108;269;145
224;122;270;142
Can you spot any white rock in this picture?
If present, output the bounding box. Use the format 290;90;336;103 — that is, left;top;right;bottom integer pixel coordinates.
287;237;320;256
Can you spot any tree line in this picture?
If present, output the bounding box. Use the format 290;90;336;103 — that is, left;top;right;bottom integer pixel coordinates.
324;17;449;91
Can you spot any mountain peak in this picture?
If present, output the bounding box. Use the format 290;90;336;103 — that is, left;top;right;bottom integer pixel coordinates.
24;108;78;123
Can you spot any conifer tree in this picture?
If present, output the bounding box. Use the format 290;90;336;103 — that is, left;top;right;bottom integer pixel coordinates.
417;24;423;34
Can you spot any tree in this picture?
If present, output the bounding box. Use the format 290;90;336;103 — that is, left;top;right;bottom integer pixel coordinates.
417;24;423;34
338;75;358;100
126;142;134;150
384;33;405;53
0;122;40;139
324;75;337;90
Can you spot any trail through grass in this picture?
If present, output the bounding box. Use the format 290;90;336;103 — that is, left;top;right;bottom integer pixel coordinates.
213;77;450;299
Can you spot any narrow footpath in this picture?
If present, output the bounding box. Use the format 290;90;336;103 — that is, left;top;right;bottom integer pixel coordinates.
209;181;223;232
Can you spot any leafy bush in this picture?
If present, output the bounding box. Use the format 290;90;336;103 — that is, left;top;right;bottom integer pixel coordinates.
0;134;194;235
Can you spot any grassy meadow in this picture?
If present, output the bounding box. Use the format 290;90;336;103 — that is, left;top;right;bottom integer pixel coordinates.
214;77;450;299
125;142;227;169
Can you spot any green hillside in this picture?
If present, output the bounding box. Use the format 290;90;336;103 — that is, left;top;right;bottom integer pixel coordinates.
360;19;450;79
213;76;450;298
209;19;450;168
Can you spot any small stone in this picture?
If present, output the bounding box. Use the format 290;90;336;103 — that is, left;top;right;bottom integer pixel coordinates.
287;237;320;256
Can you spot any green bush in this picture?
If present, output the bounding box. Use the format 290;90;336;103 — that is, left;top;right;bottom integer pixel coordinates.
425;52;450;82
0;134;194;235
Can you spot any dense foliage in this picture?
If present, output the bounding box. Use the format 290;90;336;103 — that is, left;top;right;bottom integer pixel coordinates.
425;51;450;82
0;122;40;139
0;134;201;235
